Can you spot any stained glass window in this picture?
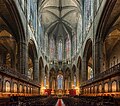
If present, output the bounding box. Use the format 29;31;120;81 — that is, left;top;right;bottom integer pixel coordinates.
72;34;77;56
57;74;63;89
84;0;93;33
66;37;70;59
58;40;62;61
77;14;82;52
50;38;55;60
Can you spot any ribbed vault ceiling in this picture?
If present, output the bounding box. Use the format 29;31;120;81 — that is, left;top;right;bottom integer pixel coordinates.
39;0;82;37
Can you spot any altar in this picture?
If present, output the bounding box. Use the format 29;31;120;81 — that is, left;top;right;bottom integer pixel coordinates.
56;89;63;95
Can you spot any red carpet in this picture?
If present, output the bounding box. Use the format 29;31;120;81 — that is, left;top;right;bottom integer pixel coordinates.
58;99;62;106
56;99;65;106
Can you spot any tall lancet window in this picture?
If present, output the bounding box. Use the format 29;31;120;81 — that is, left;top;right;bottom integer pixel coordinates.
58;40;62;61
50;38;54;60
57;74;63;89
66;37;70;59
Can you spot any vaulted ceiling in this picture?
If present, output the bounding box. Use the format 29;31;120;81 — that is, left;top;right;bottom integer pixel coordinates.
39;0;82;38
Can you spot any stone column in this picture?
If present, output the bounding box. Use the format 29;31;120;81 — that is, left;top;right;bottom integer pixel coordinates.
10;79;14;93
81;59;87;82
94;40;100;75
94;39;104;75
46;73;49;89
33;59;39;82
11;54;16;69
41;68;45;88
63;78;65;90
17;41;28;75
2;77;6;92
108;79;112;92
1;76;4;92
117;79;120;92
71;69;74;89
76;68;79;87
65;79;66;90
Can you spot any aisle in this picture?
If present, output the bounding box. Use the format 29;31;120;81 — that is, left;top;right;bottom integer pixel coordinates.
55;99;65;106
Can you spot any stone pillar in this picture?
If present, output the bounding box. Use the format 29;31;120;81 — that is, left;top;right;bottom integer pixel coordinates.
41;68;45;88
94;41;100;75
69;76;71;89
33;59;39;82
63;78;65;90
94;39;104;75
108;79;112;92
11;54;16;69
71;70;74;88
2;77;6;92
117;79;120;92
65;79;67;90
81;59;87;82
10;79;14;93
102;81;104;93
1;76;4;92
46;73;49;89
76;68;79;87
17;42;28;75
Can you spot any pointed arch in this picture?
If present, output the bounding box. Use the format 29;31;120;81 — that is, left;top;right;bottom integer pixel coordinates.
28;40;38;80
83;38;93;80
3;0;26;42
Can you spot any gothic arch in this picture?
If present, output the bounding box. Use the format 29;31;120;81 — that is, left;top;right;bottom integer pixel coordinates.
0;0;28;74
95;0;120;74
28;40;38;79
2;0;26;42
83;38;93;80
96;0;116;41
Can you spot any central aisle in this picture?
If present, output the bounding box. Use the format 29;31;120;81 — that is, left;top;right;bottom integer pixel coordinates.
55;99;65;106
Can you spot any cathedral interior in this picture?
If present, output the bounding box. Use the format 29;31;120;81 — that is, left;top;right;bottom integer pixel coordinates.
0;0;120;106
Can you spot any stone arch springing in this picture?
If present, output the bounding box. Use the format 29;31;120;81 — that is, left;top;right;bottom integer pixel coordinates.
83;38;93;80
